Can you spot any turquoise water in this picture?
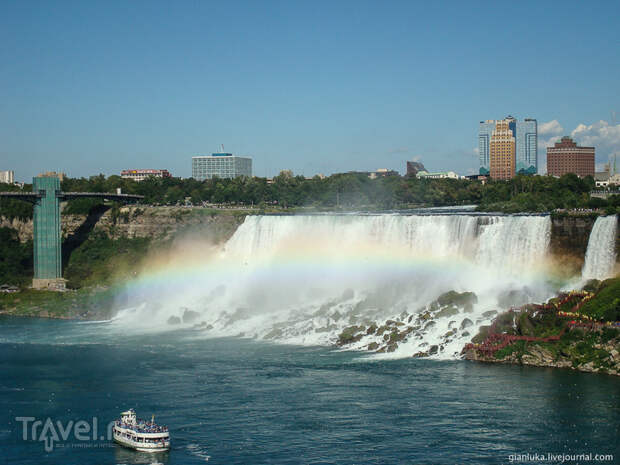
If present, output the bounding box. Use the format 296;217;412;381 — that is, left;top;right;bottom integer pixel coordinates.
1;316;618;464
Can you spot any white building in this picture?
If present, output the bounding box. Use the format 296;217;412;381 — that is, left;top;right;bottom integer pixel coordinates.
121;169;171;181
0;170;15;184
416;170;461;180
192;153;252;181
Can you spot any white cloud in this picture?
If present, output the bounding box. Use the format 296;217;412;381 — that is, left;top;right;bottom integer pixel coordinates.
539;119;564;136
571;120;620;169
538;120;565;153
571;120;620;157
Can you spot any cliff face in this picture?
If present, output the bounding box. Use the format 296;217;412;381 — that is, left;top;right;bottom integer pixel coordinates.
1;212;617;270
549;216;597;275
1;206;247;244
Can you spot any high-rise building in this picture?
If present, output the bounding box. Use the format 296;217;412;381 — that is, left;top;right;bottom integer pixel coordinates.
0;170;15;184
121;169;172;181
489;120;516;180
515;119;538;175
479;116;537;176
192;152;252;181
547;136;594;178
38;171;66;181
406;161;426;177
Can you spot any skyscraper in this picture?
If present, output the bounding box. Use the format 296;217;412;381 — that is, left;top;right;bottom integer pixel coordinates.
489;120;515;180
479;116;537;177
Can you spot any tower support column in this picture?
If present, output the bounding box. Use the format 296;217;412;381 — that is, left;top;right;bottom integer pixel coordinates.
32;176;66;290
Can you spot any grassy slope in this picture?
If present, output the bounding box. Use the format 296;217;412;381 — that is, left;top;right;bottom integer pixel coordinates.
476;277;620;373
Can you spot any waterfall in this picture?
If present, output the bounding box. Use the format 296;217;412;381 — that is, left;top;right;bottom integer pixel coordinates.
582;215;618;280
225;214;550;275
476;216;550;271
114;213;556;359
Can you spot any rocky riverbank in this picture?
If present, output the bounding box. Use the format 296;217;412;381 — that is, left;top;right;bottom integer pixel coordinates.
462;278;620;376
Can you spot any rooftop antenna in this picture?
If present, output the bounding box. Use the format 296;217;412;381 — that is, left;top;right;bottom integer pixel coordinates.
221;144;225;153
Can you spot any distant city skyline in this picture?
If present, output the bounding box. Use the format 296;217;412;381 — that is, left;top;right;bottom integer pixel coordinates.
1;1;619;182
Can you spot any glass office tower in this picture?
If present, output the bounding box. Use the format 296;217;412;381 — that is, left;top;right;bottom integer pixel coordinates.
515;119;538;175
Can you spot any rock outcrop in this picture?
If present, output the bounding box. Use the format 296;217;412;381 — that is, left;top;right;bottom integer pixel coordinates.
1;206;246;243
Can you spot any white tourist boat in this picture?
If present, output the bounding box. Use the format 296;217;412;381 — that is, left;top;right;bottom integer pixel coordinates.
112;409;170;452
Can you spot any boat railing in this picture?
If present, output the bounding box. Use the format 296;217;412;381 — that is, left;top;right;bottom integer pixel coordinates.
115;420;169;433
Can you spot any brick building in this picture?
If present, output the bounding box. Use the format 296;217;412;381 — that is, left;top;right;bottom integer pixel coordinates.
546;136;594;178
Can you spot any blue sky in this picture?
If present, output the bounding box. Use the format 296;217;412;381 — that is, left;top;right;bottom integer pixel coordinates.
1;0;619;181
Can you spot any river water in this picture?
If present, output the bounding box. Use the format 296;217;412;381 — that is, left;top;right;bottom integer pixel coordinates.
1;316;618;464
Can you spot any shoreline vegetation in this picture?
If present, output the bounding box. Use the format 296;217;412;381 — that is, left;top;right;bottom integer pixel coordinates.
1;173;619;376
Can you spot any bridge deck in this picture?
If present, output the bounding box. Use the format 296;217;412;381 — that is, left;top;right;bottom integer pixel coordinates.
1;191;144;202
0;192;42;203
59;192;144;201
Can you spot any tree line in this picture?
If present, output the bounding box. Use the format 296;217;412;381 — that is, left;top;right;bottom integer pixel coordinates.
1;172;618;220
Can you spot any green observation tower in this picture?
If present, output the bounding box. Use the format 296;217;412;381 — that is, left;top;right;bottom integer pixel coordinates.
32;176;63;289
0;174;143;290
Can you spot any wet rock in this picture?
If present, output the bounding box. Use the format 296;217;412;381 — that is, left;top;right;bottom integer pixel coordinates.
366;323;378;335
367;342;379;351
264;328;283;339
521;346;555;366
461;331;470;337
388;330;407;344
182;309;201;324
420;312;432;321
337;325;364;346
193;321;213;330
386;344;397;353
428;345;439;355
448;320;457;329
460;318;473;330
424;320;436;330
482;310;498;319
167;316;181;325
376;325;388;336
435;290;478;308
443;329;456;338
435;306;460;318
